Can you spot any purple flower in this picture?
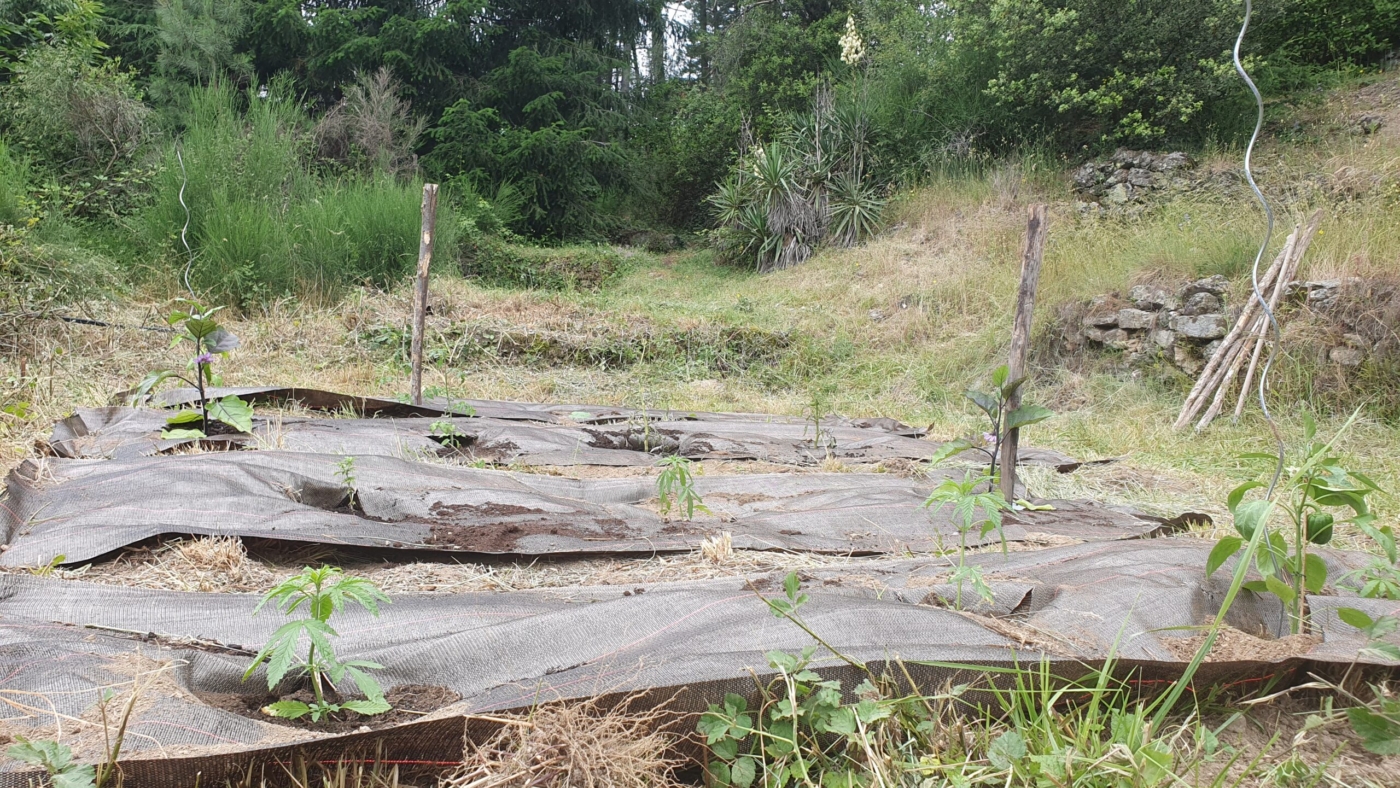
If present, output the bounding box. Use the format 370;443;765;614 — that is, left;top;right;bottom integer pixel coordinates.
195;353;214;366
981;432;998;448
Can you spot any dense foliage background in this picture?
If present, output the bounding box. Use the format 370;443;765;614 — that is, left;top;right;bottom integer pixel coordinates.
2;0;1398;303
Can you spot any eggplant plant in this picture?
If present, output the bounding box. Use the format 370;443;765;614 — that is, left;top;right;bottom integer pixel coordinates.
129;300;253;438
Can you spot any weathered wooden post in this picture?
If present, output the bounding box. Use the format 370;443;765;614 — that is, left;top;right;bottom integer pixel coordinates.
999;204;1049;503
409;183;439;407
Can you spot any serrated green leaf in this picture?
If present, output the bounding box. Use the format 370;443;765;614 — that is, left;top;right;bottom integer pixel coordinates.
988;730;1026;771
265;700;312;719
709;761;732;786
711;736;739;761
52;767;96;788
342;698;391;716
783;571;800;600
1347;707;1400;755
926;438;975;468
729;756;757;788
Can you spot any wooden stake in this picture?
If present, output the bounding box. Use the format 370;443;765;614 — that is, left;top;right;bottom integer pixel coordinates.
1233;209;1324;420
1174;236;1291;429
409;183;439;407
1000;204;1049;503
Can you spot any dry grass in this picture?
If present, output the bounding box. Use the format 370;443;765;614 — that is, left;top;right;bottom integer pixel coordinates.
42;536;277;592
445;699;684;788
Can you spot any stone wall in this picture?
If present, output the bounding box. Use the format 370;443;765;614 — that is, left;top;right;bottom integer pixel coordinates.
1072;277;1380;375
1080;276;1231;374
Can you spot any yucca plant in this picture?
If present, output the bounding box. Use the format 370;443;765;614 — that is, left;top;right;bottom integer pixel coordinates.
827;171;884;247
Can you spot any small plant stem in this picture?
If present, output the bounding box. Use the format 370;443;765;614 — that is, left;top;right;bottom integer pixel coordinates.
194;358;209;428
956;529;968;610
1289;485;1314;636
308;643;325;707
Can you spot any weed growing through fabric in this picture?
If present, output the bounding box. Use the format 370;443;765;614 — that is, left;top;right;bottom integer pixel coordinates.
1206;410;1387;634
429;419;467;448
704;573;1198;787
130;300;253;439
922;472;1011;609
656;455;708;520
930;365;1053;489
1341;557;1400;599
243;566;391;722
335;456;358;509
803;385;836;453
6;737;94;788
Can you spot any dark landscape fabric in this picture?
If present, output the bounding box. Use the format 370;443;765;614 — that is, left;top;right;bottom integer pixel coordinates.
1;452;1166;567
0;540;1395;778
5;391;1393;783
51;403;1079;468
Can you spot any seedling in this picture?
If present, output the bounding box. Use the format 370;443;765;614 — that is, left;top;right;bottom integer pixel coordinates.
922;472;1011;609
130;300;253;438
803;386;836;452
657;455;708;521
243;566;391;722
1207;412;1386;634
930;365;1053;490
335;456;358;509
6;737;94;788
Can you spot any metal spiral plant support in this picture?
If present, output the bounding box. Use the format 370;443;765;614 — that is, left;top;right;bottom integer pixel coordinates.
1233;0;1286;496
176;141;196;300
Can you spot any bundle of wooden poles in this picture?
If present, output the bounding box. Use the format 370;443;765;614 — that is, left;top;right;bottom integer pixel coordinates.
1174;209;1323;431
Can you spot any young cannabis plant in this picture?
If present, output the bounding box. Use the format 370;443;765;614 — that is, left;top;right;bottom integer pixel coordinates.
657;455;708;521
130;300;253;439
930;365;1053;489
923;472;1011;610
1207;412;1386;635
243;566;391;722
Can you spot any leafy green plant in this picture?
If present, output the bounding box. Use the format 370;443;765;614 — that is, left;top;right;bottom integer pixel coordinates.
931;364;1054;489
922;472;1011;609
130;300;253;439
335;456;358;510
243;566;391;722
1207;413;1386;634
656;455;708;521
1342;558;1400;600
6;737;94;788
702;573;909;787
1329;608;1400;755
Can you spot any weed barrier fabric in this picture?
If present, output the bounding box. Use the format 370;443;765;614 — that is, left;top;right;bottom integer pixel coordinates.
51;404;1081;468
0;539;1396;782
1;452;1169;567
146;386;927;432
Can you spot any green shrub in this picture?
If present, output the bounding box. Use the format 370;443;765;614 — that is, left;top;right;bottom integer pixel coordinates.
459;234;624;291
132;82;454;306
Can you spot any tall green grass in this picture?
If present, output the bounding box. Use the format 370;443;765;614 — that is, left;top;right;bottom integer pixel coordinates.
130;83;455;307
